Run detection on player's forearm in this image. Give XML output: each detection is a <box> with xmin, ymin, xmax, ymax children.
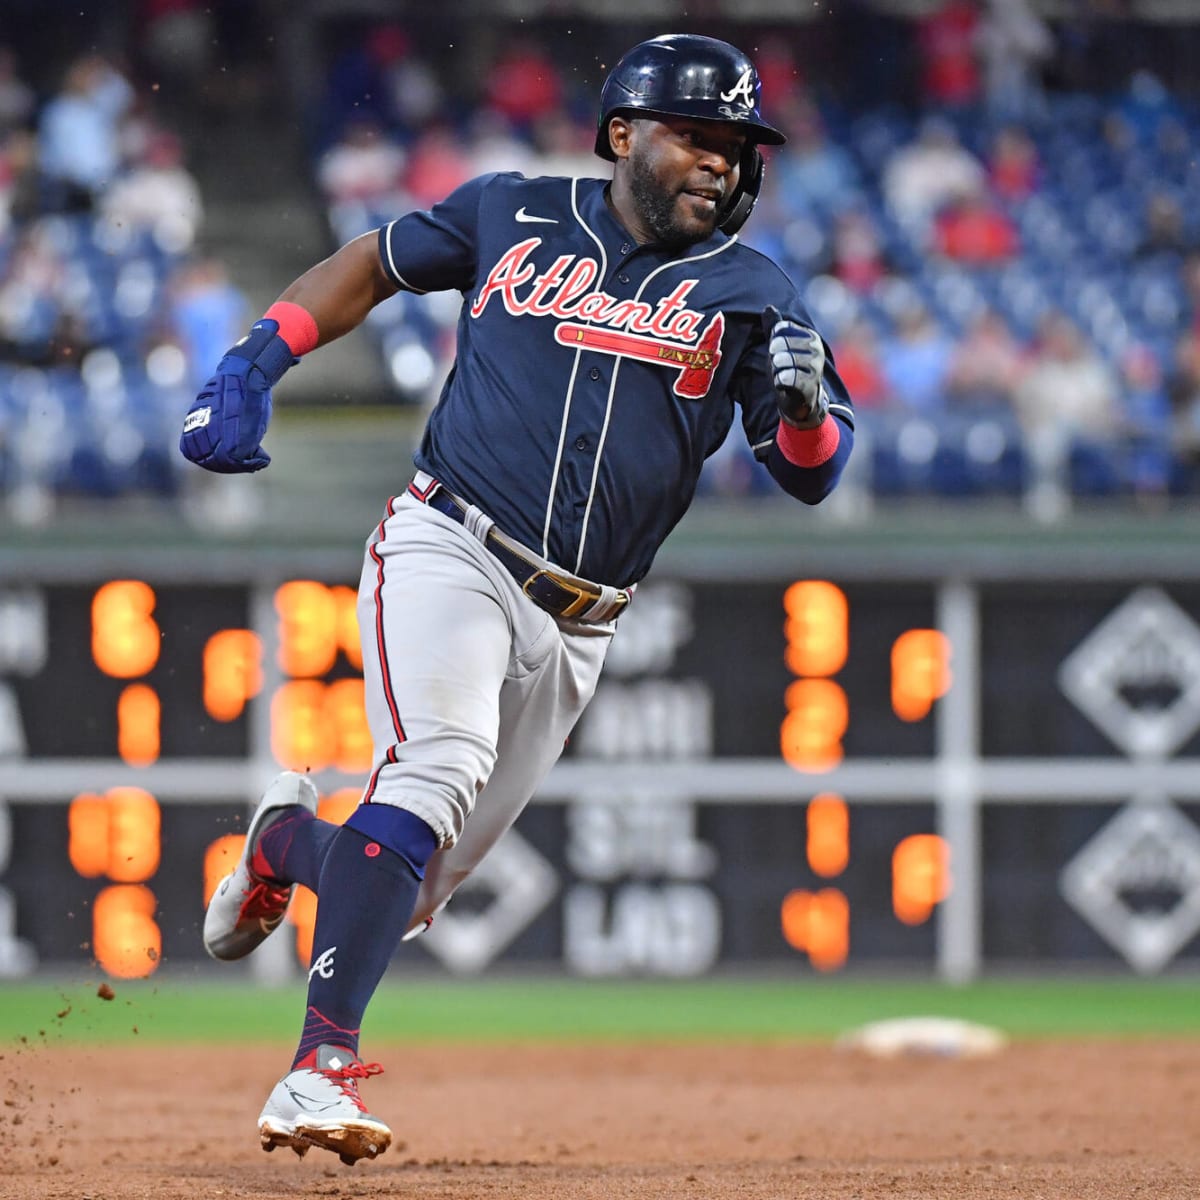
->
<box><xmin>766</xmin><ymin>414</ymin><xmax>855</xmax><ymax>505</ymax></box>
<box><xmin>275</xmin><ymin>232</ymin><xmax>398</xmax><ymax>349</ymax></box>
<box><xmin>178</xmin><ymin>233</ymin><xmax>400</xmax><ymax>472</ymax></box>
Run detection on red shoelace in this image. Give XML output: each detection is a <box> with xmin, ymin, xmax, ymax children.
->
<box><xmin>322</xmin><ymin>1061</ymin><xmax>385</xmax><ymax>1111</ymax></box>
<box><xmin>238</xmin><ymin>880</ymin><xmax>291</xmax><ymax>922</ymax></box>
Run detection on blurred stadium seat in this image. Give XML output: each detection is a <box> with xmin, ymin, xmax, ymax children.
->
<box><xmin>4</xmin><ymin>10</ymin><xmax>1200</xmax><ymax>518</ymax></box>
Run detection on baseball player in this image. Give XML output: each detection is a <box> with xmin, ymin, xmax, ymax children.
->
<box><xmin>186</xmin><ymin>33</ymin><xmax>855</xmax><ymax>1167</ymax></box>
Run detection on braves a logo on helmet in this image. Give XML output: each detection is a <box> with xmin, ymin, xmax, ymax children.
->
<box><xmin>719</xmin><ymin>67</ymin><xmax>757</xmax><ymax>109</ymax></box>
<box><xmin>471</xmin><ymin>238</ymin><xmax>724</xmax><ymax>398</ymax></box>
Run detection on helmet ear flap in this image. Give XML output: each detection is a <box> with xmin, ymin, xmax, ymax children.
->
<box><xmin>719</xmin><ymin>144</ymin><xmax>763</xmax><ymax>236</ymax></box>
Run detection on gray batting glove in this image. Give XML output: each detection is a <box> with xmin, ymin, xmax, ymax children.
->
<box><xmin>762</xmin><ymin>305</ymin><xmax>829</xmax><ymax>429</ymax></box>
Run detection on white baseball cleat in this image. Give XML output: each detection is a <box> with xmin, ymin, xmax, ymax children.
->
<box><xmin>258</xmin><ymin>1044</ymin><xmax>393</xmax><ymax>1166</ymax></box>
<box><xmin>203</xmin><ymin>771</ymin><xmax>319</xmax><ymax>960</ymax></box>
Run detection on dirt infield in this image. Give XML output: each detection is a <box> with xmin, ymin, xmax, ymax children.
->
<box><xmin>10</xmin><ymin>1039</ymin><xmax>1200</xmax><ymax>1198</ymax></box>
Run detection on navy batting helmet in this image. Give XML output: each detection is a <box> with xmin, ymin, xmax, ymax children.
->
<box><xmin>594</xmin><ymin>34</ymin><xmax>785</xmax><ymax>160</ymax></box>
<box><xmin>594</xmin><ymin>34</ymin><xmax>786</xmax><ymax>234</ymax></box>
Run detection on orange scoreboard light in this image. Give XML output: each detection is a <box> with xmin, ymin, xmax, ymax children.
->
<box><xmin>781</xmin><ymin>579</ymin><xmax>951</xmax><ymax>770</ymax></box>
<box><xmin>771</xmin><ymin>579</ymin><xmax>951</xmax><ymax>969</ymax></box>
<box><xmin>4</xmin><ymin>578</ymin><xmax>375</xmax><ymax>978</ymax></box>
<box><xmin>21</xmin><ymin>571</ymin><xmax>1199</xmax><ymax>978</ymax></box>
<box><xmin>3</xmin><ymin>572</ymin><xmax>957</xmax><ymax>976</ymax></box>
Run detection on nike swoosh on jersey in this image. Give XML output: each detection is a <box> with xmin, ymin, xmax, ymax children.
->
<box><xmin>515</xmin><ymin>207</ymin><xmax>558</xmax><ymax>224</ymax></box>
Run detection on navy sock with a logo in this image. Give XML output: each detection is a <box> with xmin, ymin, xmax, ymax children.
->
<box><xmin>294</xmin><ymin>808</ymin><xmax>437</xmax><ymax>1068</ymax></box>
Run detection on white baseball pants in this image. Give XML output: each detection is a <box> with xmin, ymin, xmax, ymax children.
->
<box><xmin>355</xmin><ymin>493</ymin><xmax>614</xmax><ymax>932</ymax></box>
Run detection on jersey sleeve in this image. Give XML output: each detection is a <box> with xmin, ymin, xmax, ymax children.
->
<box><xmin>377</xmin><ymin>173</ymin><xmax>512</xmax><ymax>295</ymax></box>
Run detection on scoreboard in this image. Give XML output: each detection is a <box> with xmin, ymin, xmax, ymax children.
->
<box><xmin>4</xmin><ymin>557</ymin><xmax>1200</xmax><ymax>982</ymax></box>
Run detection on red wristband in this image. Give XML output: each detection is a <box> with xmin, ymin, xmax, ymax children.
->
<box><xmin>264</xmin><ymin>301</ymin><xmax>319</xmax><ymax>356</ymax></box>
<box><xmin>776</xmin><ymin>417</ymin><xmax>840</xmax><ymax>467</ymax></box>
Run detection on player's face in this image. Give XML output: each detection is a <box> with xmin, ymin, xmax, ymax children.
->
<box><xmin>626</xmin><ymin>117</ymin><xmax>745</xmax><ymax>246</ymax></box>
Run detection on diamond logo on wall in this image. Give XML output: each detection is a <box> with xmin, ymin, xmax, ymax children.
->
<box><xmin>1058</xmin><ymin>587</ymin><xmax>1200</xmax><ymax>758</ymax></box>
<box><xmin>416</xmin><ymin>829</ymin><xmax>558</xmax><ymax>974</ymax></box>
<box><xmin>1060</xmin><ymin>800</ymin><xmax>1200</xmax><ymax>974</ymax></box>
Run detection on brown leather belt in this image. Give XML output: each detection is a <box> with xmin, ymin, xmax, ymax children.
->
<box><xmin>408</xmin><ymin>477</ymin><xmax>631</xmax><ymax>624</ymax></box>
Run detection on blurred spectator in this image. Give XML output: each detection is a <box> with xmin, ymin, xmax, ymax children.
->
<box><xmin>37</xmin><ymin>54</ymin><xmax>135</xmax><ymax>212</ymax></box>
<box><xmin>9</xmin><ymin>11</ymin><xmax>1200</xmax><ymax>512</ymax></box>
<box><xmin>0</xmin><ymin>128</ymin><xmax>36</xmax><ymax>233</ymax></box>
<box><xmin>826</xmin><ymin>208</ymin><xmax>890</xmax><ymax>293</ymax></box>
<box><xmin>0</xmin><ymin>47</ymin><xmax>34</xmax><ymax>135</ymax></box>
<box><xmin>137</xmin><ymin>0</ymin><xmax>215</xmax><ymax>95</ymax></box>
<box><xmin>946</xmin><ymin>309</ymin><xmax>1027</xmax><ymax>408</ymax></box>
<box><xmin>1107</xmin><ymin>69</ymin><xmax>1184</xmax><ymax>151</ymax></box>
<box><xmin>1118</xmin><ymin>342</ymin><xmax>1172</xmax><ymax>499</ymax></box>
<box><xmin>372</xmin><ymin>26</ymin><xmax>444</xmax><ymax>141</ymax></box>
<box><xmin>166</xmin><ymin>257</ymin><xmax>248</xmax><ymax>391</ymax></box>
<box><xmin>878</xmin><ymin>302</ymin><xmax>955</xmax><ymax>412</ymax></box>
<box><xmin>100</xmin><ymin>130</ymin><xmax>204</xmax><ymax>254</ymax></box>
<box><xmin>0</xmin><ymin>223</ymin><xmax>101</xmax><ymax>366</ymax></box>
<box><xmin>753</xmin><ymin>36</ymin><xmax>807</xmax><ymax>111</ymax></box>
<box><xmin>832</xmin><ymin>319</ymin><xmax>887</xmax><ymax>409</ymax></box>
<box><xmin>322</xmin><ymin>25</ymin><xmax>444</xmax><ymax>148</ymax></box>
<box><xmin>1133</xmin><ymin>190</ymin><xmax>1194</xmax><ymax>262</ymax></box>
<box><xmin>915</xmin><ymin>0</ymin><xmax>982</xmax><ymax>109</ymax></box>
<box><xmin>466</xmin><ymin>109</ymin><xmax>538</xmax><ymax>179</ymax></box>
<box><xmin>1016</xmin><ymin>312</ymin><xmax>1118</xmax><ymax>445</ymax></box>
<box><xmin>529</xmin><ymin>110</ymin><xmax>596</xmax><ymax>179</ymax></box>
<box><xmin>1016</xmin><ymin>313</ymin><xmax>1122</xmax><ymax>501</ymax></box>
<box><xmin>1183</xmin><ymin>252</ymin><xmax>1200</xmax><ymax>335</ymax></box>
<box><xmin>1169</xmin><ymin>330</ymin><xmax>1200</xmax><ymax>485</ymax></box>
<box><xmin>482</xmin><ymin>36</ymin><xmax>564</xmax><ymax>133</ymax></box>
<box><xmin>986</xmin><ymin>125</ymin><xmax>1041</xmax><ymax>201</ymax></box>
<box><xmin>974</xmin><ymin>0</ymin><xmax>1054</xmax><ymax>125</ymax></box>
<box><xmin>934</xmin><ymin>193</ymin><xmax>1019</xmax><ymax>263</ymax></box>
<box><xmin>882</xmin><ymin>117</ymin><xmax>985</xmax><ymax>235</ymax></box>
<box><xmin>316</xmin><ymin>116</ymin><xmax>407</xmax><ymax>204</ymax></box>
<box><xmin>321</xmin><ymin>28</ymin><xmax>396</xmax><ymax>142</ymax></box>
<box><xmin>402</xmin><ymin>124</ymin><xmax>473</xmax><ymax>210</ymax></box>
<box><xmin>771</xmin><ymin>98</ymin><xmax>859</xmax><ymax>215</ymax></box>
<box><xmin>1180</xmin><ymin>250</ymin><xmax>1200</xmax><ymax>321</ymax></box>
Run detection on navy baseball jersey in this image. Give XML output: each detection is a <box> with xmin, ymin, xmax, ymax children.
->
<box><xmin>378</xmin><ymin>172</ymin><xmax>854</xmax><ymax>588</ymax></box>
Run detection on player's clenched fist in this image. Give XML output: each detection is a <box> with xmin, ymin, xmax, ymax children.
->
<box><xmin>180</xmin><ymin>319</ymin><xmax>296</xmax><ymax>473</ymax></box>
<box><xmin>762</xmin><ymin>305</ymin><xmax>829</xmax><ymax>429</ymax></box>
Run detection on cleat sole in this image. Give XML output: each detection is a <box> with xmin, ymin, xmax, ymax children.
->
<box><xmin>259</xmin><ymin>1121</ymin><xmax>391</xmax><ymax>1165</ymax></box>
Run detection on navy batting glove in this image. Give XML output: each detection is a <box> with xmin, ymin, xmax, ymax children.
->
<box><xmin>762</xmin><ymin>305</ymin><xmax>829</xmax><ymax>430</ymax></box>
<box><xmin>180</xmin><ymin>319</ymin><xmax>297</xmax><ymax>474</ymax></box>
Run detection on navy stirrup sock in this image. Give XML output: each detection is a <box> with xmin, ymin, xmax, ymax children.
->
<box><xmin>294</xmin><ymin>807</ymin><xmax>437</xmax><ymax>1068</ymax></box>
<box><xmin>254</xmin><ymin>809</ymin><xmax>338</xmax><ymax>892</ymax></box>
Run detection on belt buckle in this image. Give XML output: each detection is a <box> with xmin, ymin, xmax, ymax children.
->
<box><xmin>522</xmin><ymin>569</ymin><xmax>596</xmax><ymax>620</ymax></box>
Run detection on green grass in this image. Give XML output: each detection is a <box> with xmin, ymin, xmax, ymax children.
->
<box><xmin>2</xmin><ymin>976</ymin><xmax>1199</xmax><ymax>1045</ymax></box>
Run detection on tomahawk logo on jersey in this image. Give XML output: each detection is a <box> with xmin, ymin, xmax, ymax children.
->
<box><xmin>378</xmin><ymin>171</ymin><xmax>854</xmax><ymax>586</ymax></box>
